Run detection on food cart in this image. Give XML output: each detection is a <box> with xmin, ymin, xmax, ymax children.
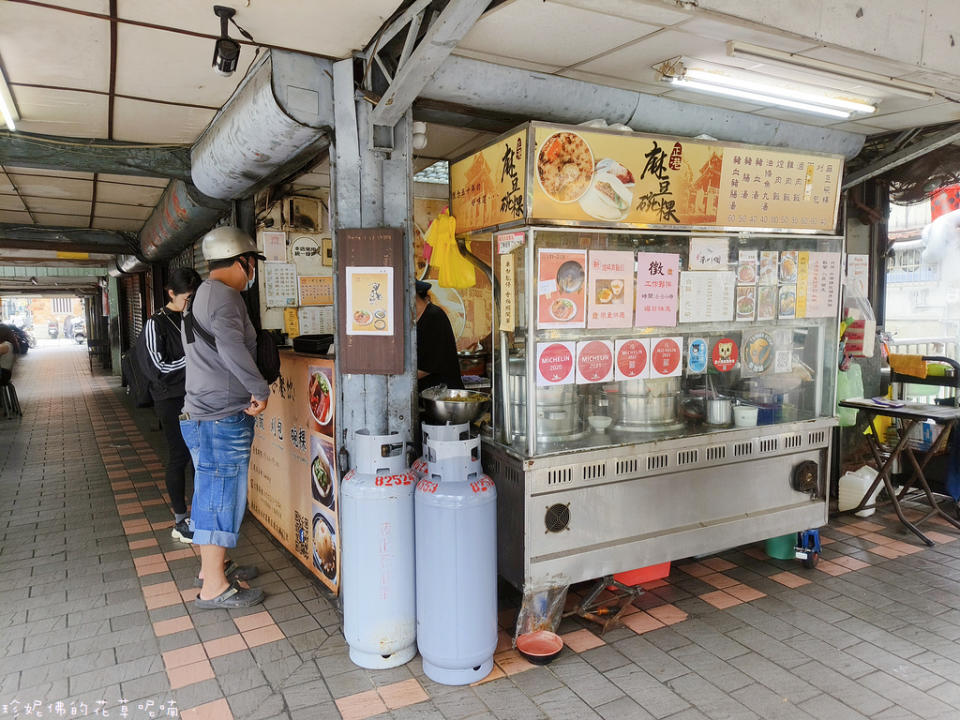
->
<box><xmin>450</xmin><ymin>122</ymin><xmax>845</xmax><ymax>594</ymax></box>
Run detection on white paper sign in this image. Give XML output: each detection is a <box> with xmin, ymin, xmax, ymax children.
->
<box><xmin>263</xmin><ymin>263</ymin><xmax>298</xmax><ymax>307</ymax></box>
<box><xmin>261</xmin><ymin>231</ymin><xmax>287</xmax><ymax>262</ymax></box>
<box><xmin>689</xmin><ymin>237</ymin><xmax>730</xmax><ymax>270</ymax></box>
<box><xmin>298</xmin><ymin>306</ymin><xmax>335</xmax><ymax>335</ymax></box>
<box><xmin>847</xmin><ymin>254</ymin><xmax>869</xmax><ymax>297</ymax></box>
<box><xmin>679</xmin><ymin>271</ymin><xmax>736</xmax><ymax>323</ymax></box>
<box><xmin>536</xmin><ymin>341</ymin><xmax>576</xmax><ymax>386</ymax></box>
<box><xmin>805</xmin><ymin>252</ymin><xmax>842</xmax><ymax>318</ymax></box>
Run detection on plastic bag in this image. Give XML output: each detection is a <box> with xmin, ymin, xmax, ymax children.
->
<box><xmin>836</xmin><ymin>362</ymin><xmax>863</xmax><ymax>427</ymax></box>
<box><xmin>514</xmin><ymin>586</ymin><xmax>569</xmax><ymax>643</ymax></box>
<box><xmin>841</xmin><ymin>283</ymin><xmax>876</xmax><ymax>359</ymax></box>
<box><xmin>426</xmin><ymin>210</ymin><xmax>476</xmax><ymax>289</ymax></box>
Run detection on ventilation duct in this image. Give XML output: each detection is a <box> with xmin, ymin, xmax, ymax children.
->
<box><xmin>108</xmin><ymin>254</ymin><xmax>150</xmax><ymax>277</ymax></box>
<box><xmin>138</xmin><ymin>180</ymin><xmax>229</xmax><ymax>262</ymax></box>
<box><xmin>191</xmin><ymin>49</ymin><xmax>335</xmax><ymax>200</ymax></box>
<box><xmin>420</xmin><ymin>56</ymin><xmax>865</xmax><ymax>159</ymax></box>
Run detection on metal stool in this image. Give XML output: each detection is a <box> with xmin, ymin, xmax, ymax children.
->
<box><xmin>1</xmin><ymin>382</ymin><xmax>21</xmax><ymax>418</ymax></box>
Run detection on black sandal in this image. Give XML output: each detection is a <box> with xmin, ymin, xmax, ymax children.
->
<box><xmin>194</xmin><ymin>582</ymin><xmax>264</xmax><ymax>609</ymax></box>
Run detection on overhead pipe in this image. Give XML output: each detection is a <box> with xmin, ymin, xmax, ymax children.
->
<box><xmin>108</xmin><ymin>254</ymin><xmax>151</xmax><ymax>277</ymax></box>
<box><xmin>138</xmin><ymin>180</ymin><xmax>229</xmax><ymax>262</ymax></box>
<box><xmin>191</xmin><ymin>50</ymin><xmax>335</xmax><ymax>200</ymax></box>
<box><xmin>420</xmin><ymin>56</ymin><xmax>866</xmax><ymax>159</ymax></box>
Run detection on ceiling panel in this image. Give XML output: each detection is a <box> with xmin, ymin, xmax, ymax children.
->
<box><xmin>94</xmin><ymin>202</ymin><xmax>153</xmax><ymax>221</ymax></box>
<box><xmin>0</xmin><ymin>171</ymin><xmax>13</xmax><ymax>194</ymax></box>
<box><xmin>95</xmin><ymin>182</ymin><xmax>165</xmax><ymax>207</ymax></box>
<box><xmin>864</xmin><ymin>101</ymin><xmax>960</xmax><ymax>131</ymax></box>
<box><xmin>0</xmin><ymin>196</ymin><xmax>27</xmax><ymax>212</ymax></box>
<box><xmin>92</xmin><ymin>217</ymin><xmax>144</xmax><ymax>232</ymax></box>
<box><xmin>5</xmin><ymin>167</ymin><xmax>95</xmax><ymax>181</ymax></box>
<box><xmin>112</xmin><ymin>98</ymin><xmax>216</xmax><ymax>143</ymax></box>
<box><xmin>0</xmin><ymin>2</ymin><xmax>110</xmax><ymax>92</ymax></box>
<box><xmin>118</xmin><ymin>0</ymin><xmax>404</xmax><ymax>60</ymax></box>
<box><xmin>115</xmin><ymin>25</ymin><xmax>239</xmax><ymax>107</ymax></box>
<box><xmin>98</xmin><ymin>174</ymin><xmax>170</xmax><ymax>187</ymax></box>
<box><xmin>23</xmin><ymin>198</ymin><xmax>93</xmax><ymax>215</ymax></box>
<box><xmin>0</xmin><ymin>210</ymin><xmax>33</xmax><ymax>224</ymax></box>
<box><xmin>558</xmin><ymin>68</ymin><xmax>672</xmax><ymax>95</ymax></box>
<box><xmin>798</xmin><ymin>46</ymin><xmax>918</xmax><ymax>80</ymax></box>
<box><xmin>7</xmin><ymin>175</ymin><xmax>93</xmax><ymax>201</ymax></box>
<box><xmin>574</xmin><ymin>29</ymin><xmax>729</xmax><ymax>85</ymax></box>
<box><xmin>826</xmin><ymin>119</ymin><xmax>892</xmax><ymax>135</ymax></box>
<box><xmin>11</xmin><ymin>87</ymin><xmax>110</xmax><ymax>139</ymax></box>
<box><xmin>551</xmin><ymin>0</ymin><xmax>692</xmax><ymax>26</ymax></box>
<box><xmin>459</xmin><ymin>0</ymin><xmax>661</xmax><ymax>71</ymax></box>
<box><xmin>32</xmin><ymin>213</ymin><xmax>89</xmax><ymax>228</ymax></box>
<box><xmin>676</xmin><ymin>16</ymin><xmax>820</xmax><ymax>54</ymax></box>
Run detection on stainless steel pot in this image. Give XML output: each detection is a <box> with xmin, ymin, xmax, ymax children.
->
<box><xmin>705</xmin><ymin>397</ymin><xmax>732</xmax><ymax>426</ymax></box>
<box><xmin>508</xmin><ymin>357</ymin><xmax>581</xmax><ymax>440</ymax></box>
<box><xmin>604</xmin><ymin>377</ymin><xmax>679</xmax><ymax>428</ymax></box>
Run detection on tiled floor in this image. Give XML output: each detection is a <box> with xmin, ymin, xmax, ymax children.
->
<box><xmin>6</xmin><ymin>346</ymin><xmax>960</xmax><ymax>719</ymax></box>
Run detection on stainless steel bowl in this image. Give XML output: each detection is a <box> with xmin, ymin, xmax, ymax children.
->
<box><xmin>421</xmin><ymin>388</ymin><xmax>491</xmax><ymax>424</ymax></box>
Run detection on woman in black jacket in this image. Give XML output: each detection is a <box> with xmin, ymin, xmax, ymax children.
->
<box><xmin>144</xmin><ymin>267</ymin><xmax>202</xmax><ymax>543</ymax></box>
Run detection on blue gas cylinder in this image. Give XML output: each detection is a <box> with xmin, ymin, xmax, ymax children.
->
<box><xmin>415</xmin><ymin>435</ymin><xmax>497</xmax><ymax>685</ymax></box>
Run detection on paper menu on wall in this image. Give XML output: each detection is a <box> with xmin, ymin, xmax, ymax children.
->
<box><xmin>261</xmin><ymin>231</ymin><xmax>287</xmax><ymax>262</ymax></box>
<box><xmin>678</xmin><ymin>271</ymin><xmax>736</xmax><ymax>323</ymax></box>
<box><xmin>263</xmin><ymin>263</ymin><xmax>298</xmax><ymax>307</ymax></box>
<box><xmin>587</xmin><ymin>250</ymin><xmax>633</xmax><ymax>329</ymax></box>
<box><xmin>298</xmin><ymin>275</ymin><xmax>334</xmax><ymax>306</ymax></box>
<box><xmin>759</xmin><ymin>251</ymin><xmax>779</xmax><ymax>285</ymax></box>
<box><xmin>736</xmin><ymin>250</ymin><xmax>757</xmax><ymax>285</ymax></box>
<box><xmin>804</xmin><ymin>252</ymin><xmax>842</xmax><ymax>317</ymax></box>
<box><xmin>298</xmin><ymin>306</ymin><xmax>334</xmax><ymax>336</ymax></box>
<box><xmin>537</xmin><ymin>249</ymin><xmax>587</xmax><ymax>329</ymax></box>
<box><xmin>846</xmin><ymin>254</ymin><xmax>869</xmax><ymax>297</ymax></box>
<box><xmin>689</xmin><ymin>237</ymin><xmax>730</xmax><ymax>270</ymax></box>
<box><xmin>635</xmin><ymin>253</ymin><xmax>679</xmax><ymax>328</ymax></box>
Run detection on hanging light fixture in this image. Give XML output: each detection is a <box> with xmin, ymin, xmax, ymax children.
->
<box><xmin>0</xmin><ymin>66</ymin><xmax>19</xmax><ymax>131</ymax></box>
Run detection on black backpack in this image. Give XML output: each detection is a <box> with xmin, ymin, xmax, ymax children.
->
<box><xmin>183</xmin><ymin>301</ymin><xmax>281</xmax><ymax>385</ymax></box>
<box><xmin>122</xmin><ymin>331</ymin><xmax>164</xmax><ymax>408</ymax></box>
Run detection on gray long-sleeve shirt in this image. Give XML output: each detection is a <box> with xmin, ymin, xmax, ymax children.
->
<box><xmin>182</xmin><ymin>278</ymin><xmax>270</xmax><ymax>421</ymax></box>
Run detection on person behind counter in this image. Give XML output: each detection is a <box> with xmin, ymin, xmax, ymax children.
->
<box><xmin>415</xmin><ymin>280</ymin><xmax>464</xmax><ymax>393</ymax></box>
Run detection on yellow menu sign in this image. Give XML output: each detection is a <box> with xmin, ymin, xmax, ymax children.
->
<box><xmin>451</xmin><ymin>123</ymin><xmax>843</xmax><ymax>234</ymax></box>
<box><xmin>451</xmin><ymin>130</ymin><xmax>526</xmax><ymax>234</ymax></box>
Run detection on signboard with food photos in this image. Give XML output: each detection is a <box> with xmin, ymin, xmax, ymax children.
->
<box><xmin>248</xmin><ymin>351</ymin><xmax>339</xmax><ymax>593</ymax></box>
<box><xmin>450</xmin><ymin>122</ymin><xmax>843</xmax><ymax>234</ymax></box>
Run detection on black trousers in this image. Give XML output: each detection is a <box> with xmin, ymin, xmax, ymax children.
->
<box><xmin>154</xmin><ymin>395</ymin><xmax>191</xmax><ymax>515</ymax></box>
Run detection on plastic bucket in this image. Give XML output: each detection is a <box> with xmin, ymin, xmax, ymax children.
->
<box><xmin>764</xmin><ymin>533</ymin><xmax>797</xmax><ymax>560</ymax></box>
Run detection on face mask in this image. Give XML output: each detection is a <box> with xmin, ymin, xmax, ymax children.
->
<box><xmin>243</xmin><ymin>260</ymin><xmax>256</xmax><ymax>291</ymax></box>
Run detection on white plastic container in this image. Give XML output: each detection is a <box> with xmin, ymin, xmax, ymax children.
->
<box><xmin>416</xmin><ymin>435</ymin><xmax>497</xmax><ymax>685</ymax></box>
<box><xmin>838</xmin><ymin>466</ymin><xmax>881</xmax><ymax>517</ymax></box>
<box><xmin>733</xmin><ymin>405</ymin><xmax>758</xmax><ymax>427</ymax></box>
<box><xmin>341</xmin><ymin>431</ymin><xmax>417</xmax><ymax>669</ymax></box>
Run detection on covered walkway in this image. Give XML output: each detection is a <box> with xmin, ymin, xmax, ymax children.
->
<box><xmin>5</xmin><ymin>348</ymin><xmax>960</xmax><ymax>720</ymax></box>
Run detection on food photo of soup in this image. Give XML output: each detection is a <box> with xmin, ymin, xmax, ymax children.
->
<box><xmin>309</xmin><ymin>370</ymin><xmax>333</xmax><ymax>426</ymax></box>
<box><xmin>550</xmin><ymin>298</ymin><xmax>577</xmax><ymax>321</ymax></box>
<box><xmin>353</xmin><ymin>309</ymin><xmax>372</xmax><ymax>326</ymax></box>
<box><xmin>537</xmin><ymin>132</ymin><xmax>594</xmax><ymax>203</ymax></box>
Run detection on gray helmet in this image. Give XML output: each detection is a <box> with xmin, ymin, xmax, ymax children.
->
<box><xmin>201</xmin><ymin>226</ymin><xmax>265</xmax><ymax>262</ymax></box>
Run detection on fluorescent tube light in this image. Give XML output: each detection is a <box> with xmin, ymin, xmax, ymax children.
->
<box><xmin>683</xmin><ymin>68</ymin><xmax>876</xmax><ymax>114</ymax></box>
<box><xmin>0</xmin><ymin>67</ymin><xmax>18</xmax><ymax>131</ymax></box>
<box><xmin>669</xmin><ymin>77</ymin><xmax>852</xmax><ymax>119</ymax></box>
<box><xmin>728</xmin><ymin>41</ymin><xmax>936</xmax><ymax>100</ymax></box>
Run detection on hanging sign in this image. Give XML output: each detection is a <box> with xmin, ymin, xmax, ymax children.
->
<box><xmin>536</xmin><ymin>342</ymin><xmax>576</xmax><ymax>386</ymax></box>
<box><xmin>650</xmin><ymin>337</ymin><xmax>683</xmax><ymax>378</ymax></box>
<box><xmin>615</xmin><ymin>338</ymin><xmax>649</xmax><ymax>380</ymax></box>
<box><xmin>451</xmin><ymin>129</ymin><xmax>526</xmax><ymax>233</ymax></box>
<box><xmin>712</xmin><ymin>337</ymin><xmax>739</xmax><ymax>373</ymax></box>
<box><xmin>500</xmin><ymin>254</ymin><xmax>516</xmax><ymax>332</ymax></box>
<box><xmin>588</xmin><ymin>250</ymin><xmax>634</xmax><ymax>328</ymax></box>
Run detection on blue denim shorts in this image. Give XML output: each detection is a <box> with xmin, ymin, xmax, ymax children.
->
<box><xmin>179</xmin><ymin>412</ymin><xmax>255</xmax><ymax>548</ymax></box>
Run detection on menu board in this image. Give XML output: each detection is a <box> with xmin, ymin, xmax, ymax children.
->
<box><xmin>298</xmin><ymin>275</ymin><xmax>334</xmax><ymax>306</ymax></box>
<box><xmin>575</xmin><ymin>340</ymin><xmax>615</xmax><ymax>384</ymax></box>
<box><xmin>678</xmin><ymin>271</ymin><xmax>736</xmax><ymax>323</ymax></box>
<box><xmin>536</xmin><ymin>341</ymin><xmax>576</xmax><ymax>386</ymax></box>
<box><xmin>587</xmin><ymin>250</ymin><xmax>634</xmax><ymax>328</ymax></box>
<box><xmin>635</xmin><ymin>252</ymin><xmax>679</xmax><ymax>328</ymax></box>
<box><xmin>451</xmin><ymin>129</ymin><xmax>526</xmax><ymax>233</ymax></box>
<box><xmin>345</xmin><ymin>266</ymin><xmax>393</xmax><ymax>336</ymax></box>
<box><xmin>263</xmin><ymin>263</ymin><xmax>298</xmax><ymax>307</ymax></box>
<box><xmin>519</xmin><ymin>124</ymin><xmax>843</xmax><ymax>232</ymax></box>
<box><xmin>249</xmin><ymin>352</ymin><xmax>339</xmax><ymax>593</ymax></box>
<box><xmin>537</xmin><ymin>249</ymin><xmax>587</xmax><ymax>329</ymax></box>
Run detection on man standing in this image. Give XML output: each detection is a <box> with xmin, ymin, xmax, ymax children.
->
<box><xmin>415</xmin><ymin>280</ymin><xmax>464</xmax><ymax>393</ymax></box>
<box><xmin>180</xmin><ymin>226</ymin><xmax>270</xmax><ymax>609</ymax></box>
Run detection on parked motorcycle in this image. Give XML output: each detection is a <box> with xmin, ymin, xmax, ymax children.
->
<box><xmin>73</xmin><ymin>319</ymin><xmax>86</xmax><ymax>344</ymax></box>
<box><xmin>47</xmin><ymin>319</ymin><xmax>59</xmax><ymax>338</ymax></box>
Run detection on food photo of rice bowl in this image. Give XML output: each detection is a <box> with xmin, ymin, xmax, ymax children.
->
<box><xmin>579</xmin><ymin>158</ymin><xmax>635</xmax><ymax>220</ymax></box>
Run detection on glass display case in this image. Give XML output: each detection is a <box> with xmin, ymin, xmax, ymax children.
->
<box><xmin>488</xmin><ymin>227</ymin><xmax>842</xmax><ymax>459</ymax></box>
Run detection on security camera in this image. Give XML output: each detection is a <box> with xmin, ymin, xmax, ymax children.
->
<box><xmin>212</xmin><ymin>6</ymin><xmax>240</xmax><ymax>76</ymax></box>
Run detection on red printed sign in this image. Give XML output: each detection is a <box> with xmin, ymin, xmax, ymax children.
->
<box><xmin>650</xmin><ymin>337</ymin><xmax>682</xmax><ymax>377</ymax></box>
<box><xmin>576</xmin><ymin>340</ymin><xmax>614</xmax><ymax>384</ymax></box>
<box><xmin>536</xmin><ymin>342</ymin><xmax>576</xmax><ymax>385</ymax></box>
<box><xmin>712</xmin><ymin>337</ymin><xmax>739</xmax><ymax>372</ymax></box>
<box><xmin>615</xmin><ymin>339</ymin><xmax>648</xmax><ymax>379</ymax></box>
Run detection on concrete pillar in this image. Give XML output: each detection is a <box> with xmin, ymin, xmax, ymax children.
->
<box><xmin>107</xmin><ymin>275</ymin><xmax>122</xmax><ymax>375</ymax></box>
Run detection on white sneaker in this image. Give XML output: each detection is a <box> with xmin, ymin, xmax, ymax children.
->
<box><xmin>171</xmin><ymin>518</ymin><xmax>194</xmax><ymax>544</ymax></box>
